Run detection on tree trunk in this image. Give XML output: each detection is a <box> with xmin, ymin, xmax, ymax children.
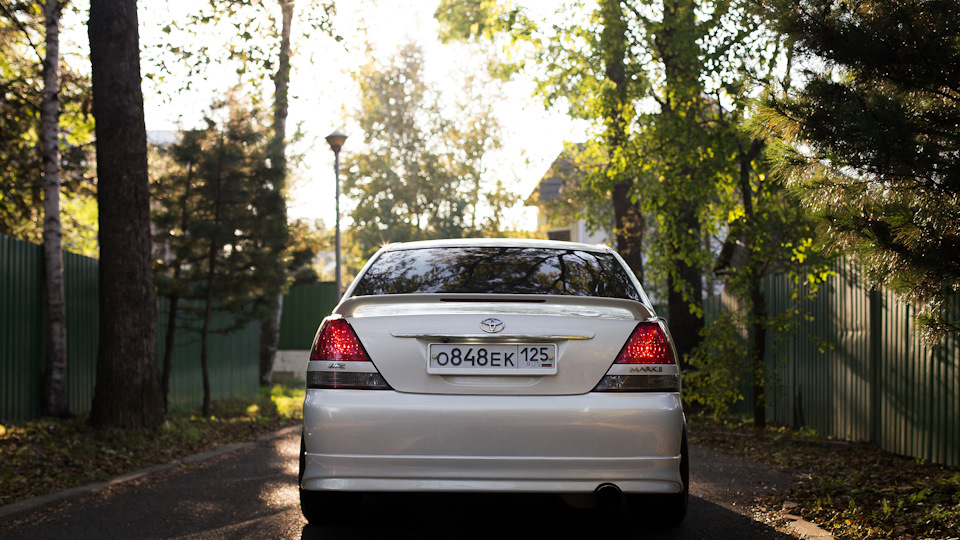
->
<box><xmin>667</xmin><ymin>251</ymin><xmax>704</xmax><ymax>368</ymax></box>
<box><xmin>749</xmin><ymin>278</ymin><xmax>767</xmax><ymax>428</ymax></box>
<box><xmin>272</xmin><ymin>1</ymin><xmax>294</xmax><ymax>159</ymax></box>
<box><xmin>88</xmin><ymin>0</ymin><xmax>165</xmax><ymax>429</ymax></box>
<box><xmin>258</xmin><ymin>0</ymin><xmax>294</xmax><ymax>384</ymax></box>
<box><xmin>200</xmin><ymin>263</ymin><xmax>214</xmax><ymax>418</ymax></box>
<box><xmin>161</xmin><ymin>162</ymin><xmax>194</xmax><ymax>411</ymax></box>
<box><xmin>41</xmin><ymin>0</ymin><xmax>68</xmax><ymax>417</ymax></box>
<box><xmin>612</xmin><ymin>182</ymin><xmax>645</xmax><ymax>282</ymax></box>
<box><xmin>738</xmin><ymin>138</ymin><xmax>767</xmax><ymax>427</ymax></box>
<box><xmin>599</xmin><ymin>0</ymin><xmax>645</xmax><ymax>282</ymax></box>
<box><xmin>161</xmin><ymin>293</ymin><xmax>178</xmax><ymax>412</ymax></box>
<box><xmin>259</xmin><ymin>294</ymin><xmax>282</xmax><ymax>386</ymax></box>
<box><xmin>657</xmin><ymin>0</ymin><xmax>706</xmax><ymax>365</ymax></box>
<box><xmin>199</xmin><ymin>135</ymin><xmax>228</xmax><ymax>418</ymax></box>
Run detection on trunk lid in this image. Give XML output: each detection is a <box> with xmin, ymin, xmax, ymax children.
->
<box><xmin>337</xmin><ymin>294</ymin><xmax>654</xmax><ymax>395</ymax></box>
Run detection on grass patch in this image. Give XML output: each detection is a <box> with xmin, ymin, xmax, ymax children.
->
<box><xmin>0</xmin><ymin>384</ymin><xmax>304</xmax><ymax>508</ymax></box>
<box><xmin>688</xmin><ymin>415</ymin><xmax>960</xmax><ymax>539</ymax></box>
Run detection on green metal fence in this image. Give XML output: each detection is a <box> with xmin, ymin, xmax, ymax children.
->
<box><xmin>157</xmin><ymin>298</ymin><xmax>260</xmax><ymax>411</ymax></box>
<box><xmin>278</xmin><ymin>282</ymin><xmax>338</xmax><ymax>350</ymax></box>
<box><xmin>1</xmin><ymin>235</ymin><xmax>43</xmax><ymax>423</ymax></box>
<box><xmin>64</xmin><ymin>248</ymin><xmax>100</xmax><ymax>415</ymax></box>
<box><xmin>706</xmin><ymin>258</ymin><xmax>960</xmax><ymax>466</ymax></box>
<box><xmin>0</xmin><ymin>234</ymin><xmax>260</xmax><ymax>423</ymax></box>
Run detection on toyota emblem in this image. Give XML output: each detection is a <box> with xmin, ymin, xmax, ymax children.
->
<box><xmin>480</xmin><ymin>318</ymin><xmax>505</xmax><ymax>333</ymax></box>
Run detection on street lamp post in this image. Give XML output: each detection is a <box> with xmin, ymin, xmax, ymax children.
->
<box><xmin>325</xmin><ymin>130</ymin><xmax>347</xmax><ymax>300</ymax></box>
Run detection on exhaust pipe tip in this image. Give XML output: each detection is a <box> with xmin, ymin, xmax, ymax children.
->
<box><xmin>594</xmin><ymin>483</ymin><xmax>622</xmax><ymax>509</ymax></box>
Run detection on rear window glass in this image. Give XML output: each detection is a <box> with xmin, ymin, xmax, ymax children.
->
<box><xmin>351</xmin><ymin>247</ymin><xmax>641</xmax><ymax>301</ymax></box>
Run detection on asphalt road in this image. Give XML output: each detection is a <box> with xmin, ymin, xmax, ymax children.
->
<box><xmin>0</xmin><ymin>430</ymin><xmax>798</xmax><ymax>539</ymax></box>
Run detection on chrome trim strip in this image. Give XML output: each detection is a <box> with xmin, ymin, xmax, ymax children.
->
<box><xmin>389</xmin><ymin>332</ymin><xmax>594</xmax><ymax>340</ymax></box>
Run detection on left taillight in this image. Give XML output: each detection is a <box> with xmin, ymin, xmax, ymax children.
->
<box><xmin>593</xmin><ymin>321</ymin><xmax>681</xmax><ymax>392</ymax></box>
<box><xmin>306</xmin><ymin>318</ymin><xmax>391</xmax><ymax>390</ymax></box>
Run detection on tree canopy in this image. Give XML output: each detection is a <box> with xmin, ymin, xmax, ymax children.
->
<box><xmin>342</xmin><ymin>42</ymin><xmax>518</xmax><ymax>267</ymax></box>
<box><xmin>152</xmin><ymin>91</ymin><xmax>286</xmax><ymax>326</ymax></box>
<box><xmin>757</xmin><ymin>0</ymin><xmax>960</xmax><ymax>340</ymax></box>
<box><xmin>0</xmin><ymin>1</ymin><xmax>96</xmax><ymax>255</ymax></box>
<box><xmin>435</xmin><ymin>0</ymin><xmax>792</xmax><ymax>361</ymax></box>
<box><xmin>151</xmin><ymin>90</ymin><xmax>293</xmax><ymax>414</ymax></box>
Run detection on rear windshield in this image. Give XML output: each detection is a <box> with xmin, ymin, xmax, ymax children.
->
<box><xmin>351</xmin><ymin>247</ymin><xmax>641</xmax><ymax>301</ymax></box>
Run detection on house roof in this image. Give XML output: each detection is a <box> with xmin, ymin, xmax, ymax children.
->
<box><xmin>526</xmin><ymin>144</ymin><xmax>584</xmax><ymax>206</ymax></box>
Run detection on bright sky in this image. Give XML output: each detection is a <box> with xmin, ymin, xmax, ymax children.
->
<box><xmin>136</xmin><ymin>0</ymin><xmax>587</xmax><ymax>233</ymax></box>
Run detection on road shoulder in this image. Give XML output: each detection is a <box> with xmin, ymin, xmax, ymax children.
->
<box><xmin>0</xmin><ymin>425</ymin><xmax>300</xmax><ymax>523</ymax></box>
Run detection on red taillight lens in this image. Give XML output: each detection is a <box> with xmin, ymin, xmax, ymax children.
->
<box><xmin>310</xmin><ymin>319</ymin><xmax>371</xmax><ymax>362</ymax></box>
<box><xmin>615</xmin><ymin>322</ymin><xmax>675</xmax><ymax>365</ymax></box>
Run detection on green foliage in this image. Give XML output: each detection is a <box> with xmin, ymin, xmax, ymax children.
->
<box><xmin>684</xmin><ymin>312</ymin><xmax>748</xmax><ymax>416</ymax></box>
<box><xmin>435</xmin><ymin>0</ymin><xmax>533</xmax><ymax>43</ymax></box>
<box><xmin>690</xmin><ymin>416</ymin><xmax>960</xmax><ymax>538</ymax></box>
<box><xmin>286</xmin><ymin>218</ymin><xmax>329</xmax><ymax>285</ymax></box>
<box><xmin>342</xmin><ymin>42</ymin><xmax>518</xmax><ymax>265</ymax></box>
<box><xmin>435</xmin><ymin>1</ymin><xmax>798</xmax><ymax>352</ymax></box>
<box><xmin>257</xmin><ymin>382</ymin><xmax>305</xmax><ymax>419</ymax></box>
<box><xmin>434</xmin><ymin>0</ymin><xmax>535</xmax><ymax>77</ymax></box>
<box><xmin>150</xmin><ymin>90</ymin><xmax>286</xmax><ymax>327</ymax></box>
<box><xmin>756</xmin><ymin>0</ymin><xmax>960</xmax><ymax>341</ymax></box>
<box><xmin>0</xmin><ymin>2</ymin><xmax>96</xmax><ymax>255</ymax></box>
<box><xmin>145</xmin><ymin>0</ymin><xmax>335</xmax><ymax>97</ymax></box>
<box><xmin>531</xmin><ymin>142</ymin><xmax>616</xmax><ymax>240</ymax></box>
<box><xmin>435</xmin><ymin>1</ymin><xmax>835</xmax><ymax>413</ymax></box>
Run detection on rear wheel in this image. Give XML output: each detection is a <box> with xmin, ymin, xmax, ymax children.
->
<box><xmin>300</xmin><ymin>488</ymin><xmax>363</xmax><ymax>525</ymax></box>
<box><xmin>299</xmin><ymin>431</ymin><xmax>363</xmax><ymax>525</ymax></box>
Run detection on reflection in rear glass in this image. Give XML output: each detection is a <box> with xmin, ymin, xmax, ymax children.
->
<box><xmin>352</xmin><ymin>247</ymin><xmax>641</xmax><ymax>301</ymax></box>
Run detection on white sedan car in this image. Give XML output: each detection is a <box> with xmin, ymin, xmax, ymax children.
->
<box><xmin>299</xmin><ymin>239</ymin><xmax>687</xmax><ymax>525</ymax></box>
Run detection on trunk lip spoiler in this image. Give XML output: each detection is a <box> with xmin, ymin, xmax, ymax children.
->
<box><xmin>335</xmin><ymin>293</ymin><xmax>656</xmax><ymax>320</ymax></box>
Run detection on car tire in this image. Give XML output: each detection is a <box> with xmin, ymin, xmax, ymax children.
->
<box><xmin>300</xmin><ymin>487</ymin><xmax>363</xmax><ymax>525</ymax></box>
<box><xmin>299</xmin><ymin>431</ymin><xmax>362</xmax><ymax>525</ymax></box>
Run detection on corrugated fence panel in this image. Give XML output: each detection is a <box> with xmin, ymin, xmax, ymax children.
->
<box><xmin>706</xmin><ymin>257</ymin><xmax>959</xmax><ymax>466</ymax></box>
<box><xmin>828</xmin><ymin>259</ymin><xmax>872</xmax><ymax>442</ymax></box>
<box><xmin>279</xmin><ymin>283</ymin><xmax>338</xmax><ymax>350</ymax></box>
<box><xmin>207</xmin><ymin>312</ymin><xmax>260</xmax><ymax>402</ymax></box>
<box><xmin>764</xmin><ymin>272</ymin><xmax>798</xmax><ymax>425</ymax></box>
<box><xmin>64</xmin><ymin>250</ymin><xmax>99</xmax><ymax>415</ymax></box>
<box><xmin>2</xmin><ymin>234</ymin><xmax>261</xmax><ymax>422</ymax></box>
<box><xmin>158</xmin><ymin>298</ymin><xmax>260</xmax><ymax>411</ymax></box>
<box><xmin>875</xmin><ymin>290</ymin><xmax>960</xmax><ymax>466</ymax></box>
<box><xmin>158</xmin><ymin>297</ymin><xmax>201</xmax><ymax>412</ymax></box>
<box><xmin>0</xmin><ymin>235</ymin><xmax>44</xmax><ymax>422</ymax></box>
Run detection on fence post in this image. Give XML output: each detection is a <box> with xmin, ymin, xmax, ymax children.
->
<box><xmin>869</xmin><ymin>287</ymin><xmax>883</xmax><ymax>445</ymax></box>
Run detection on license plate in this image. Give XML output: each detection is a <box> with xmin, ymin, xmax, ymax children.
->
<box><xmin>427</xmin><ymin>343</ymin><xmax>558</xmax><ymax>375</ymax></box>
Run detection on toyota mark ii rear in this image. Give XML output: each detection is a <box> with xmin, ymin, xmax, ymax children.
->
<box><xmin>299</xmin><ymin>239</ymin><xmax>688</xmax><ymax>525</ymax></box>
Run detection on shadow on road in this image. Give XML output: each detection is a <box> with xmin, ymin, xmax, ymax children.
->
<box><xmin>299</xmin><ymin>492</ymin><xmax>795</xmax><ymax>539</ymax></box>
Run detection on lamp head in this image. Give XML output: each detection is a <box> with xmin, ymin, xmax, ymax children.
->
<box><xmin>325</xmin><ymin>130</ymin><xmax>348</xmax><ymax>153</ymax></box>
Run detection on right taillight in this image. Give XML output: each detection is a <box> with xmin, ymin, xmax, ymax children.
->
<box><xmin>614</xmin><ymin>322</ymin><xmax>675</xmax><ymax>364</ymax></box>
<box><xmin>593</xmin><ymin>322</ymin><xmax>681</xmax><ymax>392</ymax></box>
<box><xmin>306</xmin><ymin>318</ymin><xmax>391</xmax><ymax>390</ymax></box>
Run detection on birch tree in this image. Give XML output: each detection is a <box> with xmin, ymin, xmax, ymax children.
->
<box><xmin>0</xmin><ymin>1</ymin><xmax>95</xmax><ymax>253</ymax></box>
<box><xmin>40</xmin><ymin>0</ymin><xmax>66</xmax><ymax>416</ymax></box>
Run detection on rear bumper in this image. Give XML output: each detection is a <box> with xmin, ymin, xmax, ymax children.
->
<box><xmin>301</xmin><ymin>389</ymin><xmax>684</xmax><ymax>494</ymax></box>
